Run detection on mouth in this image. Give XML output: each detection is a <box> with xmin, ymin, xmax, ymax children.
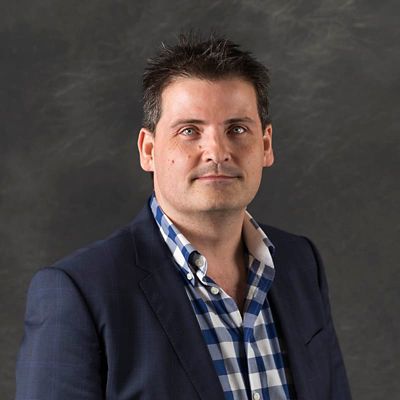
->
<box><xmin>191</xmin><ymin>166</ymin><xmax>243</xmax><ymax>183</ymax></box>
<box><xmin>195</xmin><ymin>174</ymin><xmax>238</xmax><ymax>182</ymax></box>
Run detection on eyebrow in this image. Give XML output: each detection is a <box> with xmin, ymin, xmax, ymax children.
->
<box><xmin>170</xmin><ymin>116</ymin><xmax>256</xmax><ymax>128</ymax></box>
<box><xmin>225</xmin><ymin>117</ymin><xmax>256</xmax><ymax>125</ymax></box>
<box><xmin>170</xmin><ymin>119</ymin><xmax>205</xmax><ymax>128</ymax></box>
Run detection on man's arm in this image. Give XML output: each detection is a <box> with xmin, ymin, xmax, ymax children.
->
<box><xmin>16</xmin><ymin>267</ymin><xmax>105</xmax><ymax>400</ymax></box>
<box><xmin>304</xmin><ymin>237</ymin><xmax>352</xmax><ymax>399</ymax></box>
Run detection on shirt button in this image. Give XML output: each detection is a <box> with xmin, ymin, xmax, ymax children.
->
<box><xmin>194</xmin><ymin>255</ymin><xmax>205</xmax><ymax>268</ymax></box>
<box><xmin>186</xmin><ymin>272</ymin><xmax>193</xmax><ymax>280</ymax></box>
<box><xmin>253</xmin><ymin>392</ymin><xmax>261</xmax><ymax>400</ymax></box>
<box><xmin>210</xmin><ymin>287</ymin><xmax>220</xmax><ymax>295</ymax></box>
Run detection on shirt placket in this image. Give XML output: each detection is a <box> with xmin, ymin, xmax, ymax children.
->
<box><xmin>191</xmin><ymin>252</ymin><xmax>244</xmax><ymax>330</ymax></box>
<box><xmin>243</xmin><ymin>258</ymin><xmax>275</xmax><ymax>400</ymax></box>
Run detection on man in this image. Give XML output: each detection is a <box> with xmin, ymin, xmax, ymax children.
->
<box><xmin>16</xmin><ymin>34</ymin><xmax>351</xmax><ymax>399</ymax></box>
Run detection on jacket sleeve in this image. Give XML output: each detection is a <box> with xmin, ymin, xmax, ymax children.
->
<box><xmin>16</xmin><ymin>267</ymin><xmax>105</xmax><ymax>400</ymax></box>
<box><xmin>304</xmin><ymin>237</ymin><xmax>352</xmax><ymax>399</ymax></box>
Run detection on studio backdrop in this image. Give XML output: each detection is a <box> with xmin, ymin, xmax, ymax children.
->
<box><xmin>1</xmin><ymin>1</ymin><xmax>399</xmax><ymax>399</ymax></box>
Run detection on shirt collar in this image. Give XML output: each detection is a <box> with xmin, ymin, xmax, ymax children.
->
<box><xmin>150</xmin><ymin>193</ymin><xmax>275</xmax><ymax>286</ymax></box>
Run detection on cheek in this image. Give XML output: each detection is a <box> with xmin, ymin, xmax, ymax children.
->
<box><xmin>240</xmin><ymin>147</ymin><xmax>265</xmax><ymax>171</ymax></box>
<box><xmin>238</xmin><ymin>142</ymin><xmax>262</xmax><ymax>159</ymax></box>
<box><xmin>156</xmin><ymin>141</ymin><xmax>197</xmax><ymax>171</ymax></box>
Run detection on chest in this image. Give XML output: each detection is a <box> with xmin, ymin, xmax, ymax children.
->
<box><xmin>207</xmin><ymin>265</ymin><xmax>248</xmax><ymax>313</ymax></box>
<box><xmin>181</xmin><ymin>277</ymin><xmax>294</xmax><ymax>400</ymax></box>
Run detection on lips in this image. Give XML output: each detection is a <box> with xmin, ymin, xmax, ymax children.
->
<box><xmin>196</xmin><ymin>175</ymin><xmax>236</xmax><ymax>180</ymax></box>
<box><xmin>194</xmin><ymin>174</ymin><xmax>240</xmax><ymax>185</ymax></box>
<box><xmin>191</xmin><ymin>167</ymin><xmax>242</xmax><ymax>181</ymax></box>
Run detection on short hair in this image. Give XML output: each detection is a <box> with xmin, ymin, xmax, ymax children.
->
<box><xmin>142</xmin><ymin>33</ymin><xmax>271</xmax><ymax>132</ymax></box>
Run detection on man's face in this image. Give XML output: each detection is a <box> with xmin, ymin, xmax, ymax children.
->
<box><xmin>138</xmin><ymin>77</ymin><xmax>274</xmax><ymax>221</ymax></box>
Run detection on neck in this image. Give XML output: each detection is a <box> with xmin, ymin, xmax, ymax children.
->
<box><xmin>188</xmin><ymin>211</ymin><xmax>244</xmax><ymax>249</ymax></box>
<box><xmin>162</xmin><ymin>206</ymin><xmax>246</xmax><ymax>267</ymax></box>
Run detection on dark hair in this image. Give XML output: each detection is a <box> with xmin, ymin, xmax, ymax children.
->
<box><xmin>142</xmin><ymin>33</ymin><xmax>271</xmax><ymax>132</ymax></box>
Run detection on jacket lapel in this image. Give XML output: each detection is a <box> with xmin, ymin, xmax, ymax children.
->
<box><xmin>130</xmin><ymin>205</ymin><xmax>225</xmax><ymax>400</ymax></box>
<box><xmin>269</xmin><ymin>278</ymin><xmax>314</xmax><ymax>400</ymax></box>
<box><xmin>268</xmin><ymin>231</ymin><xmax>324</xmax><ymax>400</ymax></box>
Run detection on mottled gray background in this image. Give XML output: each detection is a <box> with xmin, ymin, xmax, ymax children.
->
<box><xmin>1</xmin><ymin>0</ymin><xmax>399</xmax><ymax>398</ymax></box>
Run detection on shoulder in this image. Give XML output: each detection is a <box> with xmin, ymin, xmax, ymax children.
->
<box><xmin>260</xmin><ymin>223</ymin><xmax>316</xmax><ymax>253</ymax></box>
<box><xmin>260</xmin><ymin>223</ymin><xmax>303</xmax><ymax>242</ymax></box>
<box><xmin>260</xmin><ymin>223</ymin><xmax>324</xmax><ymax>277</ymax></box>
<box><xmin>23</xmin><ymin>204</ymin><xmax>162</xmax><ymax>340</ymax></box>
<box><xmin>53</xmin><ymin>223</ymin><xmax>135</xmax><ymax>275</ymax></box>
<box><xmin>34</xmin><ymin>204</ymin><xmax>157</xmax><ymax>292</ymax></box>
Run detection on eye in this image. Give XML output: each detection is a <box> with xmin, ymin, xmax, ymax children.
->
<box><xmin>180</xmin><ymin>127</ymin><xmax>197</xmax><ymax>136</ymax></box>
<box><xmin>230</xmin><ymin>126</ymin><xmax>247</xmax><ymax>135</ymax></box>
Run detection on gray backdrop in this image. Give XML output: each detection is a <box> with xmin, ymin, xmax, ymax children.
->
<box><xmin>1</xmin><ymin>0</ymin><xmax>399</xmax><ymax>399</ymax></box>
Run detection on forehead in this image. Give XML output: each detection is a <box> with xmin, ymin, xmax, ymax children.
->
<box><xmin>159</xmin><ymin>77</ymin><xmax>259</xmax><ymax>122</ymax></box>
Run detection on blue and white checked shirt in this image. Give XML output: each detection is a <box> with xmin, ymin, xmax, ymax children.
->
<box><xmin>150</xmin><ymin>194</ymin><xmax>295</xmax><ymax>400</ymax></box>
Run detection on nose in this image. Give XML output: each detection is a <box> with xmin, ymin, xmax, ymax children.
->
<box><xmin>201</xmin><ymin>131</ymin><xmax>231</xmax><ymax>164</ymax></box>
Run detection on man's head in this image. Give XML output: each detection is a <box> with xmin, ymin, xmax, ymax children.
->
<box><xmin>142</xmin><ymin>33</ymin><xmax>271</xmax><ymax>132</ymax></box>
<box><xmin>138</xmin><ymin>34</ymin><xmax>274</xmax><ymax>223</ymax></box>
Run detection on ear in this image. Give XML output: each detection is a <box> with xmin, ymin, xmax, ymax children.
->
<box><xmin>137</xmin><ymin>128</ymin><xmax>155</xmax><ymax>172</ymax></box>
<box><xmin>262</xmin><ymin>124</ymin><xmax>274</xmax><ymax>167</ymax></box>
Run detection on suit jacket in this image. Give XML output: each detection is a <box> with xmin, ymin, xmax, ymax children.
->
<box><xmin>16</xmin><ymin>203</ymin><xmax>352</xmax><ymax>400</ymax></box>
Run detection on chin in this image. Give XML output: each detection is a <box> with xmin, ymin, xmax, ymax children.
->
<box><xmin>195</xmin><ymin>197</ymin><xmax>249</xmax><ymax>213</ymax></box>
<box><xmin>210</xmin><ymin>188</ymin><xmax>255</xmax><ymax>206</ymax></box>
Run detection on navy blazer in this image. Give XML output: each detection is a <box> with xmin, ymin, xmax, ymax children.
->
<box><xmin>16</xmin><ymin>203</ymin><xmax>351</xmax><ymax>399</ymax></box>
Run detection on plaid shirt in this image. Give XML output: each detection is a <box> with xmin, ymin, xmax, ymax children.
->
<box><xmin>150</xmin><ymin>194</ymin><xmax>295</xmax><ymax>400</ymax></box>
